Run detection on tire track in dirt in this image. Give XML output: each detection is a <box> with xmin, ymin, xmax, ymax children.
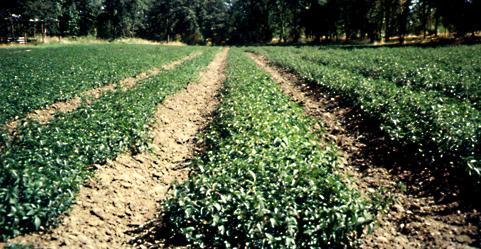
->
<box><xmin>248</xmin><ymin>53</ymin><xmax>481</xmax><ymax>249</ymax></box>
<box><xmin>8</xmin><ymin>48</ymin><xmax>228</xmax><ymax>249</ymax></box>
<box><xmin>4</xmin><ymin>52</ymin><xmax>202</xmax><ymax>135</ymax></box>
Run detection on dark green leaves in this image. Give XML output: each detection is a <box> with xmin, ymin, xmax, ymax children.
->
<box><xmin>254</xmin><ymin>45</ymin><xmax>481</xmax><ymax>187</ymax></box>
<box><xmin>0</xmin><ymin>44</ymin><xmax>196</xmax><ymax>124</ymax></box>
<box><xmin>162</xmin><ymin>49</ymin><xmax>372</xmax><ymax>247</ymax></box>
<box><xmin>0</xmin><ymin>47</ymin><xmax>217</xmax><ymax>241</ymax></box>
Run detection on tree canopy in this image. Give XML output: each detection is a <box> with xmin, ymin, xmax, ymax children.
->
<box><xmin>1</xmin><ymin>0</ymin><xmax>480</xmax><ymax>44</ymax></box>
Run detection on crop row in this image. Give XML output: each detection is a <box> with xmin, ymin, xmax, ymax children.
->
<box><xmin>267</xmin><ymin>46</ymin><xmax>481</xmax><ymax>109</ymax></box>
<box><xmin>370</xmin><ymin>45</ymin><xmax>481</xmax><ymax>72</ymax></box>
<box><xmin>0</xmin><ymin>47</ymin><xmax>217</xmax><ymax>240</ymax></box>
<box><xmin>252</xmin><ymin>47</ymin><xmax>481</xmax><ymax>186</ymax></box>
<box><xmin>162</xmin><ymin>49</ymin><xmax>372</xmax><ymax>248</ymax></box>
<box><xmin>0</xmin><ymin>45</ymin><xmax>197</xmax><ymax>124</ymax></box>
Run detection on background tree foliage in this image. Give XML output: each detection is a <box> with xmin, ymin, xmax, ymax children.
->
<box><xmin>1</xmin><ymin>0</ymin><xmax>480</xmax><ymax>44</ymax></box>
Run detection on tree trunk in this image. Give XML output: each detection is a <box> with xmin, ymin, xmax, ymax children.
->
<box><xmin>315</xmin><ymin>33</ymin><xmax>321</xmax><ymax>44</ymax></box>
<box><xmin>41</xmin><ymin>21</ymin><xmax>45</xmax><ymax>43</ymax></box>
<box><xmin>399</xmin><ymin>0</ymin><xmax>412</xmax><ymax>44</ymax></box>
<box><xmin>422</xmin><ymin>0</ymin><xmax>428</xmax><ymax>39</ymax></box>
<box><xmin>10</xmin><ymin>18</ymin><xmax>15</xmax><ymax>39</ymax></box>
<box><xmin>384</xmin><ymin>0</ymin><xmax>392</xmax><ymax>41</ymax></box>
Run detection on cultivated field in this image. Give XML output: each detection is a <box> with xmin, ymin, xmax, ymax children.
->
<box><xmin>251</xmin><ymin>45</ymin><xmax>481</xmax><ymax>187</ymax></box>
<box><xmin>1</xmin><ymin>44</ymin><xmax>480</xmax><ymax>248</ymax></box>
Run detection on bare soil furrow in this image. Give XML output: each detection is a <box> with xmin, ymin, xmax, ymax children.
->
<box><xmin>248</xmin><ymin>52</ymin><xmax>480</xmax><ymax>249</ymax></box>
<box><xmin>9</xmin><ymin>48</ymin><xmax>228</xmax><ymax>249</ymax></box>
<box><xmin>4</xmin><ymin>52</ymin><xmax>202</xmax><ymax>135</ymax></box>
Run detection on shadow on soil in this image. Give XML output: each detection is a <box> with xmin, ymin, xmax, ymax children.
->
<box><xmin>126</xmin><ymin>217</ymin><xmax>187</xmax><ymax>248</ymax></box>
<box><xmin>296</xmin><ymin>76</ymin><xmax>481</xmax><ymax>247</ymax></box>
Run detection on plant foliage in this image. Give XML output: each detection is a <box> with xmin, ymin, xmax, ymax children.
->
<box><xmin>162</xmin><ymin>49</ymin><xmax>372</xmax><ymax>248</ymax></box>
<box><xmin>296</xmin><ymin>45</ymin><xmax>481</xmax><ymax>109</ymax></box>
<box><xmin>0</xmin><ymin>44</ymin><xmax>195</xmax><ymax>124</ymax></box>
<box><xmin>0</xmin><ymin>47</ymin><xmax>216</xmax><ymax>240</ymax></box>
<box><xmin>252</xmin><ymin>46</ymin><xmax>481</xmax><ymax>186</ymax></box>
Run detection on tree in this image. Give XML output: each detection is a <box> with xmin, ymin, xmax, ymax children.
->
<box><xmin>98</xmin><ymin>0</ymin><xmax>151</xmax><ymax>39</ymax></box>
<box><xmin>21</xmin><ymin>0</ymin><xmax>62</xmax><ymax>38</ymax></box>
<box><xmin>434</xmin><ymin>0</ymin><xmax>481</xmax><ymax>37</ymax></box>
<box><xmin>3</xmin><ymin>0</ymin><xmax>480</xmax><ymax>44</ymax></box>
<box><xmin>146</xmin><ymin>0</ymin><xmax>202</xmax><ymax>44</ymax></box>
<box><xmin>195</xmin><ymin>0</ymin><xmax>229</xmax><ymax>44</ymax></box>
<box><xmin>227</xmin><ymin>0</ymin><xmax>272</xmax><ymax>44</ymax></box>
<box><xmin>76</xmin><ymin>0</ymin><xmax>103</xmax><ymax>36</ymax></box>
<box><xmin>398</xmin><ymin>0</ymin><xmax>412</xmax><ymax>44</ymax></box>
<box><xmin>59</xmin><ymin>0</ymin><xmax>81</xmax><ymax>36</ymax></box>
<box><xmin>0</xmin><ymin>1</ymin><xmax>23</xmax><ymax>37</ymax></box>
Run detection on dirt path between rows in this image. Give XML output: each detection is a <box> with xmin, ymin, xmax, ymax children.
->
<box><xmin>248</xmin><ymin>53</ymin><xmax>481</xmax><ymax>249</ymax></box>
<box><xmin>4</xmin><ymin>52</ymin><xmax>201</xmax><ymax>135</ymax></box>
<box><xmin>9</xmin><ymin>48</ymin><xmax>228</xmax><ymax>249</ymax></box>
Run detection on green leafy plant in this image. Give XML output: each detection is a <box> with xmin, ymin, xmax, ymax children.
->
<box><xmin>0</xmin><ymin>47</ymin><xmax>218</xmax><ymax>241</ymax></box>
<box><xmin>251</xmin><ymin>46</ymin><xmax>481</xmax><ymax>187</ymax></box>
<box><xmin>282</xmin><ymin>45</ymin><xmax>481</xmax><ymax>109</ymax></box>
<box><xmin>162</xmin><ymin>49</ymin><xmax>373</xmax><ymax>248</ymax></box>
<box><xmin>0</xmin><ymin>44</ymin><xmax>197</xmax><ymax>124</ymax></box>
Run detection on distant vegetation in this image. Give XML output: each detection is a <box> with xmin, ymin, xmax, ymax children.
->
<box><xmin>1</xmin><ymin>0</ymin><xmax>480</xmax><ymax>45</ymax></box>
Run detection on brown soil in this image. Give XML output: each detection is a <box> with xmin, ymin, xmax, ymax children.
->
<box><xmin>4</xmin><ymin>52</ymin><xmax>201</xmax><ymax>135</ymax></box>
<box><xmin>248</xmin><ymin>53</ymin><xmax>481</xmax><ymax>249</ymax></box>
<box><xmin>8</xmin><ymin>48</ymin><xmax>228</xmax><ymax>249</ymax></box>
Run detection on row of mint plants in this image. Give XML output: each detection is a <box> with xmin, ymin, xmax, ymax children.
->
<box><xmin>0</xmin><ymin>48</ymin><xmax>217</xmax><ymax>241</ymax></box>
<box><xmin>366</xmin><ymin>45</ymin><xmax>481</xmax><ymax>73</ymax></box>
<box><xmin>162</xmin><ymin>49</ymin><xmax>373</xmax><ymax>248</ymax></box>
<box><xmin>269</xmin><ymin>45</ymin><xmax>481</xmax><ymax>109</ymax></box>
<box><xmin>252</xmin><ymin>47</ymin><xmax>481</xmax><ymax>186</ymax></box>
<box><xmin>0</xmin><ymin>44</ymin><xmax>197</xmax><ymax>124</ymax></box>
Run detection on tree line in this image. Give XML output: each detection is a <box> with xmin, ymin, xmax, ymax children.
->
<box><xmin>1</xmin><ymin>0</ymin><xmax>480</xmax><ymax>44</ymax></box>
